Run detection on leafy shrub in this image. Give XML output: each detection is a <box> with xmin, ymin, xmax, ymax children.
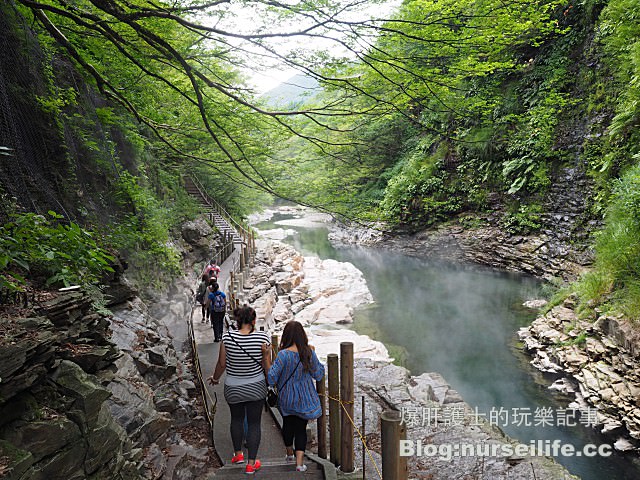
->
<box><xmin>0</xmin><ymin>211</ymin><xmax>114</xmax><ymax>291</ymax></box>
<box><xmin>107</xmin><ymin>172</ymin><xmax>181</xmax><ymax>287</ymax></box>
<box><xmin>501</xmin><ymin>204</ymin><xmax>543</xmax><ymax>234</ymax></box>
<box><xmin>574</xmin><ymin>163</ymin><xmax>640</xmax><ymax>321</ymax></box>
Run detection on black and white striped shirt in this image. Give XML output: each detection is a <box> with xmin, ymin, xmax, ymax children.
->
<box><xmin>222</xmin><ymin>330</ymin><xmax>270</xmax><ymax>378</ymax></box>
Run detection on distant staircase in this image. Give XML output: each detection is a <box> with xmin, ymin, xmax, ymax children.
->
<box><xmin>184</xmin><ymin>176</ymin><xmax>244</xmax><ymax>247</ymax></box>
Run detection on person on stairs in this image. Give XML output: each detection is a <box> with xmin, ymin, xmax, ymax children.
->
<box><xmin>208</xmin><ymin>306</ymin><xmax>271</xmax><ymax>475</ymax></box>
<box><xmin>196</xmin><ymin>273</ymin><xmax>208</xmax><ymax>323</ymax></box>
<box><xmin>207</xmin><ymin>282</ymin><xmax>226</xmax><ymax>342</ymax></box>
<box><xmin>267</xmin><ymin>320</ymin><xmax>325</xmax><ymax>472</ymax></box>
<box><xmin>205</xmin><ymin>259</ymin><xmax>221</xmax><ymax>280</ymax></box>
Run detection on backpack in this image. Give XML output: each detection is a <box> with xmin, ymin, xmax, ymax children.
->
<box><xmin>196</xmin><ymin>281</ymin><xmax>207</xmax><ymax>303</ymax></box>
<box><xmin>211</xmin><ymin>292</ymin><xmax>226</xmax><ymax>313</ymax></box>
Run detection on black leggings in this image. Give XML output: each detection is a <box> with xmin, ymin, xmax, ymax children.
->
<box><xmin>282</xmin><ymin>415</ymin><xmax>308</xmax><ymax>452</ymax></box>
<box><xmin>229</xmin><ymin>400</ymin><xmax>263</xmax><ymax>460</ymax></box>
<box><xmin>211</xmin><ymin>311</ymin><xmax>225</xmax><ymax>340</ymax></box>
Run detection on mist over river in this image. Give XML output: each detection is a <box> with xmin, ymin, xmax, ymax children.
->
<box><xmin>253</xmin><ymin>207</ymin><xmax>640</xmax><ymax>480</ymax></box>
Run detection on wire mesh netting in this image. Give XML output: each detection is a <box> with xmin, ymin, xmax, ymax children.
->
<box><xmin>0</xmin><ymin>7</ymin><xmax>75</xmax><ymax>221</ymax></box>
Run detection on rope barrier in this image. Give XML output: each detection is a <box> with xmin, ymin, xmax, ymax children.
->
<box><xmin>187</xmin><ymin>300</ymin><xmax>218</xmax><ymax>433</ymax></box>
<box><xmin>318</xmin><ymin>391</ymin><xmax>383</xmax><ymax>480</ymax></box>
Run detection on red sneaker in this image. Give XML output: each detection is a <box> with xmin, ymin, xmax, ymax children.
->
<box><xmin>231</xmin><ymin>453</ymin><xmax>244</xmax><ymax>464</ymax></box>
<box><xmin>245</xmin><ymin>460</ymin><xmax>261</xmax><ymax>474</ymax></box>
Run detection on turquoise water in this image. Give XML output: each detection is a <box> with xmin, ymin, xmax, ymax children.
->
<box><xmin>255</xmin><ymin>213</ymin><xmax>640</xmax><ymax>480</ymax></box>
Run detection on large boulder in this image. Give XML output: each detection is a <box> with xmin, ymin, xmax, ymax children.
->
<box><xmin>181</xmin><ymin>218</ymin><xmax>213</xmax><ymax>245</ymax></box>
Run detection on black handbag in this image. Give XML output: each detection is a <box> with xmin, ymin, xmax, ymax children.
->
<box><xmin>266</xmin><ymin>387</ymin><xmax>279</xmax><ymax>408</ymax></box>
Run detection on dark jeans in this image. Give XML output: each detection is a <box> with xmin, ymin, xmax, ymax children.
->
<box><xmin>282</xmin><ymin>415</ymin><xmax>308</xmax><ymax>452</ymax></box>
<box><xmin>229</xmin><ymin>400</ymin><xmax>263</xmax><ymax>460</ymax></box>
<box><xmin>211</xmin><ymin>311</ymin><xmax>225</xmax><ymax>340</ymax></box>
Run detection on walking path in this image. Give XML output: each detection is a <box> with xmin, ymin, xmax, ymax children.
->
<box><xmin>185</xmin><ymin>179</ymin><xmax>330</xmax><ymax>478</ymax></box>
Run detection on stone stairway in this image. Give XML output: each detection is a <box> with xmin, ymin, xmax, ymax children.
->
<box><xmin>212</xmin><ymin>458</ymin><xmax>325</xmax><ymax>479</ymax></box>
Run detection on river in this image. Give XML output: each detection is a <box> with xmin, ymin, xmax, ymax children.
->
<box><xmin>254</xmin><ymin>209</ymin><xmax>640</xmax><ymax>480</ymax></box>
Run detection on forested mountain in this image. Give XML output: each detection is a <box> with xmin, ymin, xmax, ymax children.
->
<box><xmin>260</xmin><ymin>74</ymin><xmax>320</xmax><ymax>108</ymax></box>
<box><xmin>0</xmin><ymin>0</ymin><xmax>639</xmax><ymax>318</ymax></box>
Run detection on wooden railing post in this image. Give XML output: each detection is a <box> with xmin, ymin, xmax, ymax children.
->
<box><xmin>328</xmin><ymin>353</ymin><xmax>340</xmax><ymax>466</ymax></box>
<box><xmin>317</xmin><ymin>374</ymin><xmax>327</xmax><ymax>459</ymax></box>
<box><xmin>340</xmin><ymin>342</ymin><xmax>354</xmax><ymax>472</ymax></box>
<box><xmin>381</xmin><ymin>410</ymin><xmax>407</xmax><ymax>480</ymax></box>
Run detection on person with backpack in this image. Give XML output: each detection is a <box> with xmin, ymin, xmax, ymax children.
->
<box><xmin>203</xmin><ymin>277</ymin><xmax>216</xmax><ymax>323</ymax></box>
<box><xmin>267</xmin><ymin>320</ymin><xmax>324</xmax><ymax>472</ymax></box>
<box><xmin>204</xmin><ymin>259</ymin><xmax>221</xmax><ymax>280</ymax></box>
<box><xmin>207</xmin><ymin>306</ymin><xmax>271</xmax><ymax>474</ymax></box>
<box><xmin>195</xmin><ymin>273</ymin><xmax>209</xmax><ymax>322</ymax></box>
<box><xmin>207</xmin><ymin>282</ymin><xmax>227</xmax><ymax>342</ymax></box>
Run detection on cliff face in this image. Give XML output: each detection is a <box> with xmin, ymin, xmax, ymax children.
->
<box><xmin>0</xmin><ymin>4</ymin><xmax>141</xmax><ymax>225</ymax></box>
<box><xmin>0</xmin><ymin>220</ymin><xmax>219</xmax><ymax>479</ymax></box>
<box><xmin>0</xmin><ymin>292</ymin><xmax>141</xmax><ymax>479</ymax></box>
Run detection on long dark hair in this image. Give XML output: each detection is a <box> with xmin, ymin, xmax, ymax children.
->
<box><xmin>234</xmin><ymin>305</ymin><xmax>256</xmax><ymax>333</ymax></box>
<box><xmin>279</xmin><ymin>321</ymin><xmax>312</xmax><ymax>372</ymax></box>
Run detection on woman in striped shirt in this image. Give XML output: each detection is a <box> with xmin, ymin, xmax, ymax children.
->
<box><xmin>208</xmin><ymin>306</ymin><xmax>271</xmax><ymax>474</ymax></box>
<box><xmin>267</xmin><ymin>321</ymin><xmax>325</xmax><ymax>472</ymax></box>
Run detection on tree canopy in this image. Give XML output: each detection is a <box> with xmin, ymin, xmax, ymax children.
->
<box><xmin>10</xmin><ymin>0</ymin><xmax>569</xmax><ymax>219</ymax></box>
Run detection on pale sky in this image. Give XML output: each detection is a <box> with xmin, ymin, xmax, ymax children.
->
<box><xmin>198</xmin><ymin>0</ymin><xmax>401</xmax><ymax>95</ymax></box>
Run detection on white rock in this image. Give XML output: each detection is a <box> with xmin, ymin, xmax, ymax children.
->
<box><xmin>307</xmin><ymin>328</ymin><xmax>391</xmax><ymax>363</ymax></box>
<box><xmin>601</xmin><ymin>419</ymin><xmax>623</xmax><ymax>433</ymax></box>
<box><xmin>548</xmin><ymin>378</ymin><xmax>576</xmax><ymax>394</ymax></box>
<box><xmin>613</xmin><ymin>437</ymin><xmax>635</xmax><ymax>451</ymax></box>
<box><xmin>256</xmin><ymin>227</ymin><xmax>298</xmax><ymax>241</ymax></box>
<box><xmin>523</xmin><ymin>299</ymin><xmax>548</xmax><ymax>309</ymax></box>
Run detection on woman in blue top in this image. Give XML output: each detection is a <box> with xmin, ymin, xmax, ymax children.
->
<box><xmin>267</xmin><ymin>321</ymin><xmax>324</xmax><ymax>472</ymax></box>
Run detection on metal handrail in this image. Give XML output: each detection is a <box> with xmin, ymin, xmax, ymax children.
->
<box><xmin>187</xmin><ymin>176</ymin><xmax>253</xmax><ymax>241</ymax></box>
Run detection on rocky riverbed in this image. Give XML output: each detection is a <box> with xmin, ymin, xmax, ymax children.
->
<box><xmin>247</xmin><ymin>210</ymin><xmax>576</xmax><ymax>479</ymax></box>
<box><xmin>518</xmin><ymin>296</ymin><xmax>640</xmax><ymax>453</ymax></box>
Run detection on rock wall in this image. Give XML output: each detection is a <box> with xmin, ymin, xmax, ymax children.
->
<box><xmin>0</xmin><ymin>291</ymin><xmax>140</xmax><ymax>479</ymax></box>
<box><xmin>0</xmin><ymin>216</ymin><xmax>220</xmax><ymax>480</ymax></box>
<box><xmin>519</xmin><ymin>297</ymin><xmax>640</xmax><ymax>452</ymax></box>
<box><xmin>330</xmin><ymin>165</ymin><xmax>600</xmax><ymax>283</ymax></box>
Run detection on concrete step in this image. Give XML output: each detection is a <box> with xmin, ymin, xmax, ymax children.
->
<box><xmin>214</xmin><ymin>458</ymin><xmax>324</xmax><ymax>478</ymax></box>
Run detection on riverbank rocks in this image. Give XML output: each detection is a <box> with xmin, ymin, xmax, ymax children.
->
<box><xmin>328</xmin><ymin>357</ymin><xmax>576</xmax><ymax>480</ymax></box>
<box><xmin>326</xmin><ymin>164</ymin><xmax>599</xmax><ymax>283</ymax></box>
<box><xmin>519</xmin><ymin>298</ymin><xmax>640</xmax><ymax>451</ymax></box>
<box><xmin>246</xmin><ymin>238</ymin><xmax>375</xmax><ymax>333</ymax></box>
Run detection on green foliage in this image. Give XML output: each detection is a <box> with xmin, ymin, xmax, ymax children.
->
<box><xmin>0</xmin><ymin>211</ymin><xmax>114</xmax><ymax>292</ymax></box>
<box><xmin>599</xmin><ymin>0</ymin><xmax>640</xmax><ymax>148</ymax></box>
<box><xmin>574</xmin><ymin>162</ymin><xmax>640</xmax><ymax>320</ymax></box>
<box><xmin>501</xmin><ymin>204</ymin><xmax>543</xmax><ymax>234</ymax></box>
<box><xmin>557</xmin><ymin>331</ymin><xmax>588</xmax><ymax>347</ymax></box>
<box><xmin>106</xmin><ymin>172</ymin><xmax>181</xmax><ymax>286</ymax></box>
